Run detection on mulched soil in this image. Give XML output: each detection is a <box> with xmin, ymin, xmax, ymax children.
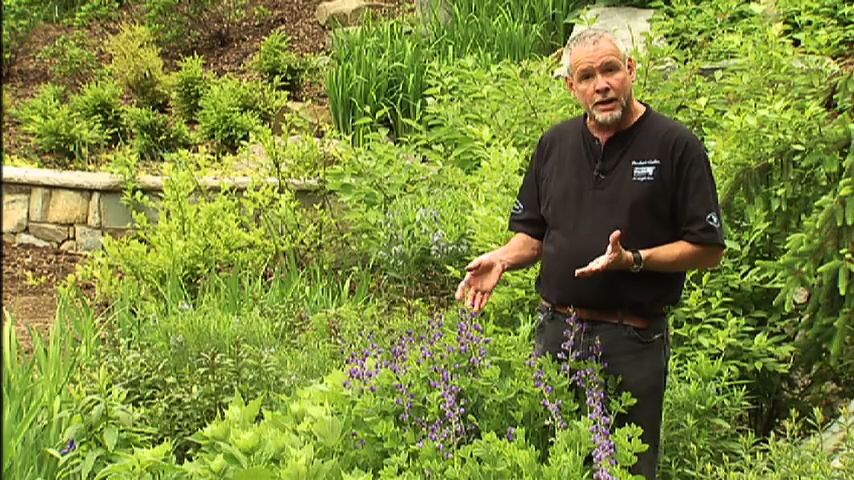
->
<box><xmin>2</xmin><ymin>242</ymin><xmax>96</xmax><ymax>354</ymax></box>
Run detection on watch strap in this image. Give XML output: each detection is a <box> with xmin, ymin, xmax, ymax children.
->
<box><xmin>630</xmin><ymin>250</ymin><xmax>643</xmax><ymax>272</ymax></box>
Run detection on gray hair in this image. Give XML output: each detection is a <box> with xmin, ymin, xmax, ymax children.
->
<box><xmin>557</xmin><ymin>28</ymin><xmax>629</xmax><ymax>77</ymax></box>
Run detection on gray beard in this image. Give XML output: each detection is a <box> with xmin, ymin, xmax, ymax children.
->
<box><xmin>589</xmin><ymin>96</ymin><xmax>631</xmax><ymax>127</ymax></box>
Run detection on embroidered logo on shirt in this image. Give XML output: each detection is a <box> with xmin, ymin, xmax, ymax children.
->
<box><xmin>706</xmin><ymin>212</ymin><xmax>721</xmax><ymax>228</ymax></box>
<box><xmin>512</xmin><ymin>200</ymin><xmax>524</xmax><ymax>215</ymax></box>
<box><xmin>632</xmin><ymin>159</ymin><xmax>660</xmax><ymax>182</ymax></box>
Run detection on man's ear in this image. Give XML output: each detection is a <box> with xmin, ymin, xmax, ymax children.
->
<box><xmin>627</xmin><ymin>57</ymin><xmax>638</xmax><ymax>81</ymax></box>
<box><xmin>564</xmin><ymin>75</ymin><xmax>574</xmax><ymax>92</ymax></box>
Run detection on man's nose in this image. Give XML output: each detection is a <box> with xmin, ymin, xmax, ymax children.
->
<box><xmin>594</xmin><ymin>75</ymin><xmax>610</xmax><ymax>93</ymax></box>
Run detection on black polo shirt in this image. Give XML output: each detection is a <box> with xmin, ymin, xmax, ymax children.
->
<box><xmin>509</xmin><ymin>104</ymin><xmax>726</xmax><ymax>316</ymax></box>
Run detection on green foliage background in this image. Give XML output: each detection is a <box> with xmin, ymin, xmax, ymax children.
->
<box><xmin>3</xmin><ymin>0</ymin><xmax>854</xmax><ymax>478</ymax></box>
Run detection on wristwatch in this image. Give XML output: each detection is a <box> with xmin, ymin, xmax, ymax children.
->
<box><xmin>629</xmin><ymin>250</ymin><xmax>644</xmax><ymax>272</ymax></box>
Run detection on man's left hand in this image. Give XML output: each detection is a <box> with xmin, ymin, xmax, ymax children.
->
<box><xmin>575</xmin><ymin>230</ymin><xmax>633</xmax><ymax>277</ymax></box>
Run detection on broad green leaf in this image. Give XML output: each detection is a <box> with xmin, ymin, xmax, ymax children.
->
<box><xmin>103</xmin><ymin>426</ymin><xmax>118</xmax><ymax>453</ymax></box>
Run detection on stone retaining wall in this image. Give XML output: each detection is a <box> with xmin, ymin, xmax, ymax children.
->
<box><xmin>2</xmin><ymin>167</ymin><xmax>320</xmax><ymax>252</ymax></box>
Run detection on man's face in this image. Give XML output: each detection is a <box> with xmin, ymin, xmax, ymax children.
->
<box><xmin>565</xmin><ymin>40</ymin><xmax>636</xmax><ymax>128</ymax></box>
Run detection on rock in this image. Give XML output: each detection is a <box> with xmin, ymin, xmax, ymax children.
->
<box><xmin>287</xmin><ymin>101</ymin><xmax>332</xmax><ymax>126</ymax></box>
<box><xmin>88</xmin><ymin>192</ymin><xmax>102</xmax><ymax>228</ymax></box>
<box><xmin>29</xmin><ymin>188</ymin><xmax>50</xmax><ymax>222</ymax></box>
<box><xmin>2</xmin><ymin>184</ymin><xmax>31</xmax><ymax>195</ymax></box>
<box><xmin>3</xmin><ymin>165</ymin><xmax>319</xmax><ymax>196</ymax></box>
<box><xmin>59</xmin><ymin>240</ymin><xmax>76</xmax><ymax>251</ymax></box>
<box><xmin>29</xmin><ymin>223</ymin><xmax>71</xmax><ymax>243</ymax></box>
<box><xmin>415</xmin><ymin>0</ymin><xmax>452</xmax><ymax>26</ymax></box>
<box><xmin>3</xmin><ymin>193</ymin><xmax>29</xmax><ymax>233</ymax></box>
<box><xmin>100</xmin><ymin>192</ymin><xmax>136</xmax><ymax>228</ymax></box>
<box><xmin>16</xmin><ymin>233</ymin><xmax>53</xmax><ymax>248</ymax></box>
<box><xmin>75</xmin><ymin>226</ymin><xmax>103</xmax><ymax>252</ymax></box>
<box><xmin>316</xmin><ymin>0</ymin><xmax>386</xmax><ymax>28</ymax></box>
<box><xmin>33</xmin><ymin>188</ymin><xmax>90</xmax><ymax>225</ymax></box>
<box><xmin>4</xmin><ymin>233</ymin><xmax>17</xmax><ymax>244</ymax></box>
<box><xmin>554</xmin><ymin>7</ymin><xmax>660</xmax><ymax>78</ymax></box>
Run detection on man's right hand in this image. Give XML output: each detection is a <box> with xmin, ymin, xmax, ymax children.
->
<box><xmin>455</xmin><ymin>253</ymin><xmax>505</xmax><ymax>313</ymax></box>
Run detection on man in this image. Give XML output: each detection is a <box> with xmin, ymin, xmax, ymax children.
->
<box><xmin>454</xmin><ymin>28</ymin><xmax>727</xmax><ymax>479</ymax></box>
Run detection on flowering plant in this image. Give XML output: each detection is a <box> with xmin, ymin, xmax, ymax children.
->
<box><xmin>337</xmin><ymin>308</ymin><xmax>645</xmax><ymax>476</ymax></box>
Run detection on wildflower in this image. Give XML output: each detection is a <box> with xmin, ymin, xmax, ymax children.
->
<box><xmin>60</xmin><ymin>439</ymin><xmax>77</xmax><ymax>456</ymax></box>
<box><xmin>506</xmin><ymin>427</ymin><xmax>517</xmax><ymax>442</ymax></box>
<box><xmin>562</xmin><ymin>315</ymin><xmax>618</xmax><ymax>478</ymax></box>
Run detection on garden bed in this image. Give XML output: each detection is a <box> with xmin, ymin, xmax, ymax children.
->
<box><xmin>3</xmin><ymin>0</ymin><xmax>853</xmax><ymax>478</ymax></box>
<box><xmin>2</xmin><ymin>0</ymin><xmax>411</xmax><ymax>172</ymax></box>
<box><xmin>2</xmin><ymin>243</ymin><xmax>96</xmax><ymax>354</ymax></box>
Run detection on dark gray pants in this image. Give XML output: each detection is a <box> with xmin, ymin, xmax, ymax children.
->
<box><xmin>534</xmin><ymin>305</ymin><xmax>671</xmax><ymax>480</ymax></box>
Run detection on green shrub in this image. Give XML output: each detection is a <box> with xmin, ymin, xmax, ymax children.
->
<box><xmin>16</xmin><ymin>84</ymin><xmax>107</xmax><ymax>161</ymax></box>
<box><xmin>35</xmin><ymin>31</ymin><xmax>99</xmax><ymax>87</ymax></box>
<box><xmin>54</xmin><ymin>367</ymin><xmax>156</xmax><ymax>480</ymax></box>
<box><xmin>659</xmin><ymin>354</ymin><xmax>753</xmax><ymax>479</ymax></box>
<box><xmin>197</xmin><ymin>75</ymin><xmax>287</xmax><ymax>153</ymax></box>
<box><xmin>70</xmin><ymin>79</ymin><xmax>127</xmax><ymax>145</ymax></box>
<box><xmin>171</xmin><ymin>54</ymin><xmax>212</xmax><ymax>123</ymax></box>
<box><xmin>125</xmin><ymin>106</ymin><xmax>192</xmax><ymax>161</ymax></box>
<box><xmin>251</xmin><ymin>30</ymin><xmax>309</xmax><ymax>93</ymax></box>
<box><xmin>703</xmin><ymin>410</ymin><xmax>854</xmax><ymax>479</ymax></box>
<box><xmin>106</xmin><ymin>23</ymin><xmax>170</xmax><ymax>109</ymax></box>
<box><xmin>68</xmin><ymin>0</ymin><xmax>120</xmax><ymax>28</ymax></box>
<box><xmin>325</xmin><ymin>130</ymin><xmax>473</xmax><ymax>299</ymax></box>
<box><xmin>434</xmin><ymin>0</ymin><xmax>581</xmax><ymax>54</ymax></box>
<box><xmin>777</xmin><ymin>0</ymin><xmax>854</xmax><ymax>58</ymax></box>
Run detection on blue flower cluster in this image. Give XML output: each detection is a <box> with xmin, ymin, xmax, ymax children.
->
<box><xmin>563</xmin><ymin>316</ymin><xmax>617</xmax><ymax>480</ymax></box>
<box><xmin>343</xmin><ymin>309</ymin><xmax>491</xmax><ymax>457</ymax></box>
<box><xmin>530</xmin><ymin>315</ymin><xmax>618</xmax><ymax>479</ymax></box>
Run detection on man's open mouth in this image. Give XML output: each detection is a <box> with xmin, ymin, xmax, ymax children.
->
<box><xmin>595</xmin><ymin>99</ymin><xmax>618</xmax><ymax>108</ymax></box>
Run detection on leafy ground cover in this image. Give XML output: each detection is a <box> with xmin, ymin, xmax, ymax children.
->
<box><xmin>4</xmin><ymin>0</ymin><xmax>854</xmax><ymax>479</ymax></box>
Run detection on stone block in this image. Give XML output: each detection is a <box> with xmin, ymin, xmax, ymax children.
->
<box><xmin>29</xmin><ymin>223</ymin><xmax>71</xmax><ymax>243</ymax></box>
<box><xmin>16</xmin><ymin>233</ymin><xmax>53</xmax><ymax>248</ymax></box>
<box><xmin>75</xmin><ymin>225</ymin><xmax>103</xmax><ymax>252</ymax></box>
<box><xmin>316</xmin><ymin>0</ymin><xmax>384</xmax><ymax>27</ymax></box>
<box><xmin>4</xmin><ymin>233</ymin><xmax>17</xmax><ymax>244</ymax></box>
<box><xmin>415</xmin><ymin>0</ymin><xmax>452</xmax><ymax>25</ymax></box>
<box><xmin>3</xmin><ymin>193</ymin><xmax>29</xmax><ymax>233</ymax></box>
<box><xmin>46</xmin><ymin>189</ymin><xmax>90</xmax><ymax>224</ymax></box>
<box><xmin>99</xmin><ymin>192</ymin><xmax>136</xmax><ymax>228</ymax></box>
<box><xmin>3</xmin><ymin>184</ymin><xmax>31</xmax><ymax>195</ymax></box>
<box><xmin>59</xmin><ymin>240</ymin><xmax>76</xmax><ymax>251</ymax></box>
<box><xmin>29</xmin><ymin>188</ymin><xmax>51</xmax><ymax>222</ymax></box>
<box><xmin>88</xmin><ymin>192</ymin><xmax>102</xmax><ymax>228</ymax></box>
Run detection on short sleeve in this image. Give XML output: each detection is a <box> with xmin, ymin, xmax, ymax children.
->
<box><xmin>675</xmin><ymin>143</ymin><xmax>727</xmax><ymax>248</ymax></box>
<box><xmin>508</xmin><ymin>140</ymin><xmax>548</xmax><ymax>241</ymax></box>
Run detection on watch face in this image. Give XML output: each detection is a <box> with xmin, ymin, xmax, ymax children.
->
<box><xmin>631</xmin><ymin>250</ymin><xmax>643</xmax><ymax>271</ymax></box>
